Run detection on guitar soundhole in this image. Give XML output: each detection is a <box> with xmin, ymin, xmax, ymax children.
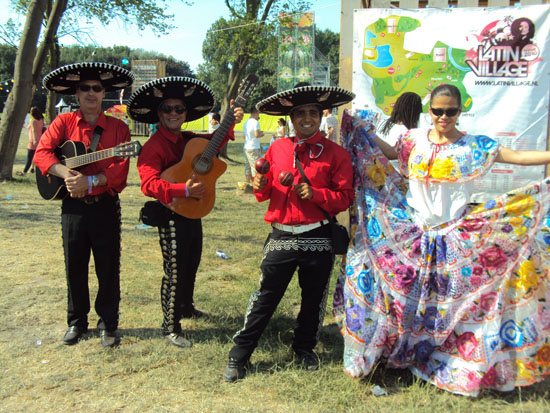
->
<box><xmin>192</xmin><ymin>156</ymin><xmax>212</xmax><ymax>175</ymax></box>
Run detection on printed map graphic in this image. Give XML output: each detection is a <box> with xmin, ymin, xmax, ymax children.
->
<box><xmin>362</xmin><ymin>16</ymin><xmax>472</xmax><ymax>114</ymax></box>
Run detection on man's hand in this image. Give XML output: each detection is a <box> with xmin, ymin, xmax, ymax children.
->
<box><xmin>64</xmin><ymin>170</ymin><xmax>88</xmax><ymax>198</ymax></box>
<box><xmin>230</xmin><ymin>99</ymin><xmax>244</xmax><ymax>124</ymax></box>
<box><xmin>186</xmin><ymin>175</ymin><xmax>205</xmax><ymax>199</ymax></box>
<box><xmin>294</xmin><ymin>182</ymin><xmax>313</xmax><ymax>200</ymax></box>
<box><xmin>253</xmin><ymin>173</ymin><xmax>268</xmax><ymax>191</ymax></box>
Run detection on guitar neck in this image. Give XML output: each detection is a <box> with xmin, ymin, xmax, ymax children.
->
<box><xmin>196</xmin><ymin>97</ymin><xmax>247</xmax><ymax>169</ymax></box>
<box><xmin>64</xmin><ymin>147</ymin><xmax>116</xmax><ymax>169</ymax></box>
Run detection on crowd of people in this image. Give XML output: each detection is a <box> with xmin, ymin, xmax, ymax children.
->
<box><xmin>30</xmin><ymin>61</ymin><xmax>549</xmax><ymax>396</ymax></box>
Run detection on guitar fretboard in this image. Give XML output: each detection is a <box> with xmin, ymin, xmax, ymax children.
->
<box><xmin>64</xmin><ymin>148</ymin><xmax>116</xmax><ymax>169</ymax></box>
<box><xmin>193</xmin><ymin>98</ymin><xmax>246</xmax><ymax>174</ymax></box>
<box><xmin>192</xmin><ymin>74</ymin><xmax>257</xmax><ymax>174</ymax></box>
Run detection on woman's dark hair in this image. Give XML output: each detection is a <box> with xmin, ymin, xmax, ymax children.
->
<box><xmin>430</xmin><ymin>84</ymin><xmax>462</xmax><ymax>107</ymax></box>
<box><xmin>511</xmin><ymin>17</ymin><xmax>535</xmax><ymax>40</ymax></box>
<box><xmin>379</xmin><ymin>92</ymin><xmax>422</xmax><ymax>136</ymax></box>
<box><xmin>30</xmin><ymin>106</ymin><xmax>43</xmax><ymax>120</ymax></box>
<box><xmin>278</xmin><ymin>118</ymin><xmax>286</xmax><ymax>126</ymax></box>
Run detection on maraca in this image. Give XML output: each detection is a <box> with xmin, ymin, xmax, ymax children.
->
<box><xmin>255</xmin><ymin>158</ymin><xmax>270</xmax><ymax>174</ymax></box>
<box><xmin>278</xmin><ymin>171</ymin><xmax>294</xmax><ymax>187</ymax></box>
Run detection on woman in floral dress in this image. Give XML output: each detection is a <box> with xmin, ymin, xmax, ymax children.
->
<box><xmin>334</xmin><ymin>84</ymin><xmax>550</xmax><ymax>396</ymax></box>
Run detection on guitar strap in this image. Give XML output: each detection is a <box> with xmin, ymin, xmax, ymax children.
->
<box><xmin>88</xmin><ymin>125</ymin><xmax>103</xmax><ymax>152</ymax></box>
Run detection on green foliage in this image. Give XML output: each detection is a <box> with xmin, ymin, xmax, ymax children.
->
<box><xmin>197</xmin><ymin>15</ymin><xmax>280</xmax><ymax>111</ymax></box>
<box><xmin>0</xmin><ymin>43</ymin><xmax>193</xmax><ymax>112</ymax></box>
<box><xmin>0</xmin><ymin>18</ymin><xmax>21</xmax><ymax>47</ymax></box>
<box><xmin>198</xmin><ymin>13</ymin><xmax>339</xmax><ymax>111</ymax></box>
<box><xmin>0</xmin><ymin>44</ymin><xmax>17</xmax><ymax>82</ymax></box>
<box><xmin>58</xmin><ymin>44</ymin><xmax>193</xmax><ymax>77</ymax></box>
<box><xmin>315</xmin><ymin>28</ymin><xmax>340</xmax><ymax>85</ymax></box>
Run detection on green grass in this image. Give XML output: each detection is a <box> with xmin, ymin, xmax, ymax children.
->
<box><xmin>0</xmin><ymin>130</ymin><xmax>549</xmax><ymax>412</ymax></box>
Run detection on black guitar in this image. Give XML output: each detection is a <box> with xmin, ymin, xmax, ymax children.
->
<box><xmin>36</xmin><ymin>140</ymin><xmax>142</xmax><ymax>200</ymax></box>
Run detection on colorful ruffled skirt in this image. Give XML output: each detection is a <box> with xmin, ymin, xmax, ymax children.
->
<box><xmin>333</xmin><ymin>113</ymin><xmax>550</xmax><ymax>396</ymax></box>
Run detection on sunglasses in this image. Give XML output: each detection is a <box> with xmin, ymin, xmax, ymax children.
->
<box><xmin>77</xmin><ymin>84</ymin><xmax>104</xmax><ymax>92</ymax></box>
<box><xmin>159</xmin><ymin>104</ymin><xmax>186</xmax><ymax>114</ymax></box>
<box><xmin>430</xmin><ymin>107</ymin><xmax>460</xmax><ymax>117</ymax></box>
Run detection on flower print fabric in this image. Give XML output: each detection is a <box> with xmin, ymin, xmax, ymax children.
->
<box><xmin>333</xmin><ymin>111</ymin><xmax>550</xmax><ymax>397</ymax></box>
<box><xmin>396</xmin><ymin>129</ymin><xmax>500</xmax><ymax>183</ymax></box>
<box><xmin>396</xmin><ymin>129</ymin><xmax>501</xmax><ymax>226</ymax></box>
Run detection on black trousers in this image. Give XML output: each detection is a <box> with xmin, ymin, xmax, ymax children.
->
<box><xmin>61</xmin><ymin>195</ymin><xmax>121</xmax><ymax>331</ymax></box>
<box><xmin>157</xmin><ymin>207</ymin><xmax>202</xmax><ymax>335</ymax></box>
<box><xmin>229</xmin><ymin>224</ymin><xmax>334</xmax><ymax>363</ymax></box>
<box><xmin>23</xmin><ymin>149</ymin><xmax>35</xmax><ymax>173</ymax></box>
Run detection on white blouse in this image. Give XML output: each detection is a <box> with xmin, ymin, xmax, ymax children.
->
<box><xmin>396</xmin><ymin>129</ymin><xmax>500</xmax><ymax>227</ymax></box>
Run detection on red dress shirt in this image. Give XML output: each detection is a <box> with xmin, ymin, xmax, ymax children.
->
<box><xmin>137</xmin><ymin>124</ymin><xmax>235</xmax><ymax>204</ymax></box>
<box><xmin>34</xmin><ymin>110</ymin><xmax>131</xmax><ymax>195</ymax></box>
<box><xmin>255</xmin><ymin>131</ymin><xmax>354</xmax><ymax>225</ymax></box>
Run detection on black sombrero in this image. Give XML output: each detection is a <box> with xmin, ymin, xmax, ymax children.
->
<box><xmin>43</xmin><ymin>62</ymin><xmax>134</xmax><ymax>95</ymax></box>
<box><xmin>127</xmin><ymin>77</ymin><xmax>215</xmax><ymax>124</ymax></box>
<box><xmin>256</xmin><ymin>83</ymin><xmax>355</xmax><ymax>116</ymax></box>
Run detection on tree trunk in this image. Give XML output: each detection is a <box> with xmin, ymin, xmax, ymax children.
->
<box><xmin>0</xmin><ymin>0</ymin><xmax>67</xmax><ymax>179</ymax></box>
<box><xmin>218</xmin><ymin>54</ymin><xmax>249</xmax><ymax>160</ymax></box>
<box><xmin>45</xmin><ymin>38</ymin><xmax>60</xmax><ymax>125</ymax></box>
<box><xmin>32</xmin><ymin>0</ymin><xmax>68</xmax><ymax>88</ymax></box>
<box><xmin>0</xmin><ymin>0</ymin><xmax>46</xmax><ymax>180</ymax></box>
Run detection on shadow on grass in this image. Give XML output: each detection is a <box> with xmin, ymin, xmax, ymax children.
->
<box><xmin>0</xmin><ymin>204</ymin><xmax>60</xmax><ymax>226</ymax></box>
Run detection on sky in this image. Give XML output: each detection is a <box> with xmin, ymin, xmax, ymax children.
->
<box><xmin>1</xmin><ymin>0</ymin><xmax>341</xmax><ymax>71</ymax></box>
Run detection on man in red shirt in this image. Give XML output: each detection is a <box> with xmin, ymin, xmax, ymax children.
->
<box><xmin>34</xmin><ymin>62</ymin><xmax>134</xmax><ymax>348</ymax></box>
<box><xmin>223</xmin><ymin>83</ymin><xmax>355</xmax><ymax>382</ymax></box>
<box><xmin>128</xmin><ymin>77</ymin><xmax>243</xmax><ymax>348</ymax></box>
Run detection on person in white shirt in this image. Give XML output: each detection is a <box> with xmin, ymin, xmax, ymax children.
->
<box><xmin>287</xmin><ymin>117</ymin><xmax>296</xmax><ymax>137</ymax></box>
<box><xmin>209</xmin><ymin>112</ymin><xmax>220</xmax><ymax>134</ymax></box>
<box><xmin>322</xmin><ymin>109</ymin><xmax>339</xmax><ymax>142</ymax></box>
<box><xmin>243</xmin><ymin>107</ymin><xmax>264</xmax><ymax>183</ymax></box>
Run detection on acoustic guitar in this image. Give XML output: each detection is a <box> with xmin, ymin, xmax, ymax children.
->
<box><xmin>160</xmin><ymin>74</ymin><xmax>258</xmax><ymax>219</ymax></box>
<box><xmin>36</xmin><ymin>140</ymin><xmax>142</xmax><ymax>200</ymax></box>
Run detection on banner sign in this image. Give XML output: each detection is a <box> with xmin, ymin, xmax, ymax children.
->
<box><xmin>131</xmin><ymin>60</ymin><xmax>166</xmax><ymax>92</ymax></box>
<box><xmin>277</xmin><ymin>12</ymin><xmax>315</xmax><ymax>91</ymax></box>
<box><xmin>352</xmin><ymin>5</ymin><xmax>550</xmax><ymax>200</ymax></box>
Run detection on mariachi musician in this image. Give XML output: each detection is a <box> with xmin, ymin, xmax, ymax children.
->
<box><xmin>128</xmin><ymin>77</ymin><xmax>243</xmax><ymax>348</ymax></box>
<box><xmin>34</xmin><ymin>62</ymin><xmax>134</xmax><ymax>348</ymax></box>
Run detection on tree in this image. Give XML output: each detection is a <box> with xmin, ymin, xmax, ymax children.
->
<box><xmin>0</xmin><ymin>0</ymin><xmax>189</xmax><ymax>180</ymax></box>
<box><xmin>198</xmin><ymin>18</ymin><xmax>280</xmax><ymax>113</ymax></box>
<box><xmin>198</xmin><ymin>0</ymin><xmax>309</xmax><ymax>159</ymax></box>
<box><xmin>315</xmin><ymin>28</ymin><xmax>340</xmax><ymax>85</ymax></box>
<box><xmin>0</xmin><ymin>45</ymin><xmax>17</xmax><ymax>111</ymax></box>
<box><xmin>0</xmin><ymin>0</ymin><xmax>46</xmax><ymax>180</ymax></box>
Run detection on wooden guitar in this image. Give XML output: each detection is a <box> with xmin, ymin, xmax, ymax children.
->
<box><xmin>160</xmin><ymin>74</ymin><xmax>259</xmax><ymax>219</ymax></box>
<box><xmin>36</xmin><ymin>140</ymin><xmax>142</xmax><ymax>200</ymax></box>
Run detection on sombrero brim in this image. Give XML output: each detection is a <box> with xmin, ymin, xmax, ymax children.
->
<box><xmin>43</xmin><ymin>62</ymin><xmax>134</xmax><ymax>95</ymax></box>
<box><xmin>127</xmin><ymin>77</ymin><xmax>215</xmax><ymax>124</ymax></box>
<box><xmin>256</xmin><ymin>86</ymin><xmax>355</xmax><ymax>116</ymax></box>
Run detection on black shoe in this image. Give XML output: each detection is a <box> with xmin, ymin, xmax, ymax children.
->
<box><xmin>223</xmin><ymin>358</ymin><xmax>251</xmax><ymax>382</ymax></box>
<box><xmin>100</xmin><ymin>330</ymin><xmax>119</xmax><ymax>348</ymax></box>
<box><xmin>296</xmin><ymin>351</ymin><xmax>319</xmax><ymax>371</ymax></box>
<box><xmin>181</xmin><ymin>308</ymin><xmax>208</xmax><ymax>319</ymax></box>
<box><xmin>165</xmin><ymin>332</ymin><xmax>193</xmax><ymax>348</ymax></box>
<box><xmin>62</xmin><ymin>326</ymin><xmax>87</xmax><ymax>345</ymax></box>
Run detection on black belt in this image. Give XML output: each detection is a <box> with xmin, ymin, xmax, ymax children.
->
<box><xmin>80</xmin><ymin>192</ymin><xmax>111</xmax><ymax>204</ymax></box>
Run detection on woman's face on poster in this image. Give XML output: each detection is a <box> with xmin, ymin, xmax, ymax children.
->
<box><xmin>519</xmin><ymin>21</ymin><xmax>530</xmax><ymax>36</ymax></box>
